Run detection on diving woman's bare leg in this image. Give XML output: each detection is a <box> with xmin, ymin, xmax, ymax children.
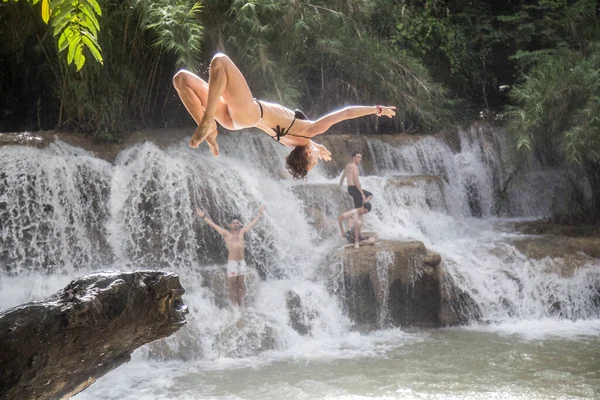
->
<box><xmin>188</xmin><ymin>54</ymin><xmax>261</xmax><ymax>154</ymax></box>
<box><xmin>173</xmin><ymin>69</ymin><xmax>234</xmax><ymax>156</ymax></box>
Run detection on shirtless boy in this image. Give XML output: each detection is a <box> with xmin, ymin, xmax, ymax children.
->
<box><xmin>195</xmin><ymin>206</ymin><xmax>265</xmax><ymax>307</ymax></box>
<box><xmin>339</xmin><ymin>151</ymin><xmax>373</xmax><ymax>208</ymax></box>
<box><xmin>337</xmin><ymin>203</ymin><xmax>377</xmax><ymax>249</ymax></box>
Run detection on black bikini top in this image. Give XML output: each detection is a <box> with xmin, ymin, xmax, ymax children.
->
<box><xmin>255</xmin><ymin>99</ymin><xmax>312</xmax><ymax>145</ymax></box>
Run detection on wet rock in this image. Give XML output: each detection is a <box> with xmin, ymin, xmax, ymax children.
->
<box><xmin>423</xmin><ymin>250</ymin><xmax>442</xmax><ymax>266</ymax></box>
<box><xmin>0</xmin><ymin>131</ymin><xmax>50</xmax><ymax>148</ymax></box>
<box><xmin>0</xmin><ymin>270</ymin><xmax>188</xmax><ymax>400</ymax></box>
<box><xmin>304</xmin><ymin>207</ymin><xmax>339</xmax><ymax>237</ymax></box>
<box><xmin>215</xmin><ymin>314</ymin><xmax>277</xmax><ymax>358</ymax></box>
<box><xmin>0</xmin><ymin>129</ymin><xmax>193</xmax><ymax>162</ymax></box>
<box><xmin>502</xmin><ymin>270</ymin><xmax>524</xmax><ymax>291</ymax></box>
<box><xmin>514</xmin><ymin>220</ymin><xmax>600</xmax><ymax>238</ymax></box>
<box><xmin>146</xmin><ymin>324</ymin><xmax>203</xmax><ymax>361</ymax></box>
<box><xmin>385</xmin><ymin>175</ymin><xmax>444</xmax><ymax>189</ymax></box>
<box><xmin>323</xmin><ymin>240</ymin><xmax>476</xmax><ymax>330</ymax></box>
<box><xmin>285</xmin><ymin>290</ymin><xmax>317</xmax><ymax>336</ymax></box>
<box><xmin>438</xmin><ymin>266</ymin><xmax>482</xmax><ymax>325</ymax></box>
<box><xmin>510</xmin><ymin>236</ymin><xmax>600</xmax><ymax>276</ymax></box>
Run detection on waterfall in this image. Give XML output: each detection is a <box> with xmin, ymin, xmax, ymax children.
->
<box><xmin>1</xmin><ymin>123</ymin><xmax>599</xmax><ymax>362</ymax></box>
<box><xmin>375</xmin><ymin>250</ymin><xmax>394</xmax><ymax>328</ymax></box>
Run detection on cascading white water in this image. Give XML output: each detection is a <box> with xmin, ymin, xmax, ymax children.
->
<box><xmin>0</xmin><ymin>143</ymin><xmax>113</xmax><ymax>275</ymax></box>
<box><xmin>375</xmin><ymin>250</ymin><xmax>394</xmax><ymax>328</ymax></box>
<box><xmin>1</xmin><ymin>124</ymin><xmax>599</xmax><ymax>368</ymax></box>
<box><xmin>364</xmin><ymin>127</ymin><xmax>504</xmax><ymax>217</ymax></box>
<box><xmin>358</xmin><ymin>124</ymin><xmax>600</xmax><ymax>322</ymax></box>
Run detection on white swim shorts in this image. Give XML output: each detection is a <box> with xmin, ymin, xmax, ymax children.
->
<box><xmin>226</xmin><ymin>260</ymin><xmax>247</xmax><ymax>278</ymax></box>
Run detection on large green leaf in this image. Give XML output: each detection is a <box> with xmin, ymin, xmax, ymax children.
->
<box><xmin>21</xmin><ymin>0</ymin><xmax>104</xmax><ymax>69</ymax></box>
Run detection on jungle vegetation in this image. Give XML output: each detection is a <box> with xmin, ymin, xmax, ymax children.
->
<box><xmin>1</xmin><ymin>0</ymin><xmax>600</xmax><ymax>215</ymax></box>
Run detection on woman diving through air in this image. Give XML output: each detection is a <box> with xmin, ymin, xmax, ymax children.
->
<box><xmin>173</xmin><ymin>53</ymin><xmax>396</xmax><ymax>179</ymax></box>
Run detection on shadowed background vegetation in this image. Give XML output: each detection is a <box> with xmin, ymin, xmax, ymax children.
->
<box><xmin>1</xmin><ymin>0</ymin><xmax>600</xmax><ymax>215</ymax></box>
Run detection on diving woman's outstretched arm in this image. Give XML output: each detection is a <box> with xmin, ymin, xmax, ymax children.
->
<box><xmin>306</xmin><ymin>105</ymin><xmax>396</xmax><ymax>137</ymax></box>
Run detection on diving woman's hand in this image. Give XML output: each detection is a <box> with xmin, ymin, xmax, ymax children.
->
<box><xmin>316</xmin><ymin>144</ymin><xmax>332</xmax><ymax>161</ymax></box>
<box><xmin>375</xmin><ymin>105</ymin><xmax>396</xmax><ymax>118</ymax></box>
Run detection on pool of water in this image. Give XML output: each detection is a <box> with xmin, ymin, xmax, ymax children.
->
<box><xmin>75</xmin><ymin>320</ymin><xmax>600</xmax><ymax>400</ymax></box>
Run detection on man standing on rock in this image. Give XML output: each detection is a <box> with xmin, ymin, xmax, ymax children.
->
<box><xmin>195</xmin><ymin>206</ymin><xmax>265</xmax><ymax>307</ymax></box>
<box><xmin>338</xmin><ymin>203</ymin><xmax>377</xmax><ymax>249</ymax></box>
<box><xmin>339</xmin><ymin>151</ymin><xmax>373</xmax><ymax>208</ymax></box>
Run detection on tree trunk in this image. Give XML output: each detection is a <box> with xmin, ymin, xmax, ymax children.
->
<box><xmin>0</xmin><ymin>271</ymin><xmax>188</xmax><ymax>400</ymax></box>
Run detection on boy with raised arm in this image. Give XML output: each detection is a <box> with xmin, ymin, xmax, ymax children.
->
<box><xmin>195</xmin><ymin>206</ymin><xmax>265</xmax><ymax>307</ymax></box>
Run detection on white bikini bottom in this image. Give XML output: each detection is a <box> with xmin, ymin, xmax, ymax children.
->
<box><xmin>230</xmin><ymin>99</ymin><xmax>263</xmax><ymax>129</ymax></box>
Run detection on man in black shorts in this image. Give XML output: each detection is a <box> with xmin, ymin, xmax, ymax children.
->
<box><xmin>339</xmin><ymin>151</ymin><xmax>373</xmax><ymax>208</ymax></box>
<box><xmin>337</xmin><ymin>203</ymin><xmax>377</xmax><ymax>249</ymax></box>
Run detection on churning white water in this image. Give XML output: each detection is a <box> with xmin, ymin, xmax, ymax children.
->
<box><xmin>1</xmin><ymin>124</ymin><xmax>599</xmax><ymax>399</ymax></box>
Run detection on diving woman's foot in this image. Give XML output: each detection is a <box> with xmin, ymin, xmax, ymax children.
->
<box><xmin>206</xmin><ymin>129</ymin><xmax>220</xmax><ymax>157</ymax></box>
<box><xmin>189</xmin><ymin>121</ymin><xmax>218</xmax><ymax>152</ymax></box>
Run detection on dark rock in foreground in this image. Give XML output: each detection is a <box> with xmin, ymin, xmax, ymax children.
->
<box><xmin>0</xmin><ymin>271</ymin><xmax>188</xmax><ymax>400</ymax></box>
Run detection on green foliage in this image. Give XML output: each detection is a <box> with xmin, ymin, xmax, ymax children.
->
<box><xmin>2</xmin><ymin>0</ymin><xmax>103</xmax><ymax>70</ymax></box>
<box><xmin>391</xmin><ymin>0</ymin><xmax>599</xmax><ymax>113</ymax></box>
<box><xmin>207</xmin><ymin>0</ymin><xmax>454</xmax><ymax>131</ymax></box>
<box><xmin>135</xmin><ymin>0</ymin><xmax>203</xmax><ymax>70</ymax></box>
<box><xmin>3</xmin><ymin>0</ymin><xmax>600</xmax><ymax>148</ymax></box>
<box><xmin>0</xmin><ymin>0</ymin><xmax>456</xmax><ymax>135</ymax></box>
<box><xmin>392</xmin><ymin>1</ymin><xmax>510</xmax><ymax>110</ymax></box>
<box><xmin>55</xmin><ymin>0</ymin><xmax>204</xmax><ymax>139</ymax></box>
<box><xmin>507</xmin><ymin>44</ymin><xmax>600</xmax><ymax>214</ymax></box>
<box><xmin>497</xmin><ymin>0</ymin><xmax>598</xmax><ymax>68</ymax></box>
<box><xmin>503</xmin><ymin>0</ymin><xmax>600</xmax><ymax>166</ymax></box>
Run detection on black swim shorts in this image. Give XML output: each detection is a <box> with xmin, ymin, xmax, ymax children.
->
<box><xmin>347</xmin><ymin>185</ymin><xmax>372</xmax><ymax>208</ymax></box>
<box><xmin>345</xmin><ymin>229</ymin><xmax>368</xmax><ymax>244</ymax></box>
